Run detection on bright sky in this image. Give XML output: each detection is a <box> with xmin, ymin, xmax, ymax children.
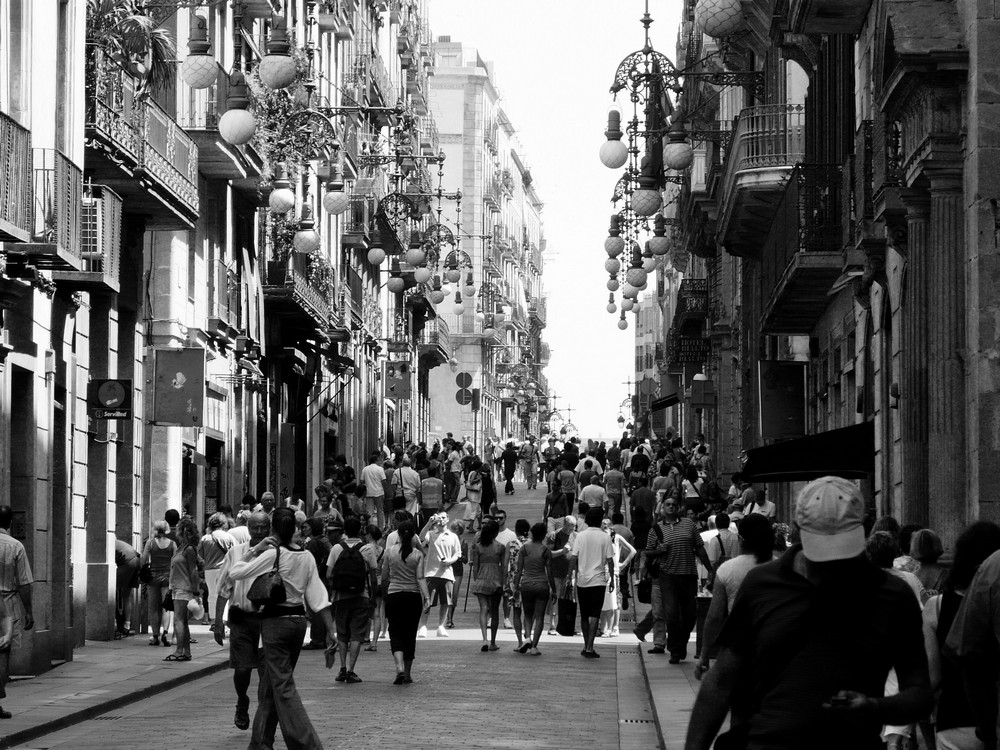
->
<box><xmin>429</xmin><ymin>0</ymin><xmax>683</xmax><ymax>439</ymax></box>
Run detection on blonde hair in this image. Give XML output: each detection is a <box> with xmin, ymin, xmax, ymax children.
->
<box><xmin>153</xmin><ymin>519</ymin><xmax>169</xmax><ymax>536</ymax></box>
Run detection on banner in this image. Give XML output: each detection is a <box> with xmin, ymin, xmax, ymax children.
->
<box><xmin>152</xmin><ymin>349</ymin><xmax>205</xmax><ymax>426</ymax></box>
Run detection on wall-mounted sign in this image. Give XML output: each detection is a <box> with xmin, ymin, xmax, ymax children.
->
<box><xmin>152</xmin><ymin>348</ymin><xmax>205</xmax><ymax>426</ymax></box>
<box><xmin>89</xmin><ymin>379</ymin><xmax>133</xmax><ymax>420</ymax></box>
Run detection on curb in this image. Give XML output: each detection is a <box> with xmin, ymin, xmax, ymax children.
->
<box><xmin>0</xmin><ymin>657</ymin><xmax>230</xmax><ymax>749</ymax></box>
<box><xmin>637</xmin><ymin>648</ymin><xmax>668</xmax><ymax>750</ymax></box>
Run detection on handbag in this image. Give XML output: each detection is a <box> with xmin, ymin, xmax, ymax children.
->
<box><xmin>637</xmin><ymin>578</ymin><xmax>652</xmax><ymax>604</ymax></box>
<box><xmin>646</xmin><ymin>524</ymin><xmax>664</xmax><ymax>577</ymax></box>
<box><xmin>556</xmin><ymin>584</ymin><xmax>577</xmax><ymax>636</ymax></box>
<box><xmin>248</xmin><ymin>546</ymin><xmax>286</xmax><ymax>608</ymax></box>
<box><xmin>138</xmin><ymin>562</ymin><xmax>152</xmax><ymax>584</ymax></box>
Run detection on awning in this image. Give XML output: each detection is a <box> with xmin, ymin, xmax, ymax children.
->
<box><xmin>741</xmin><ymin>421</ymin><xmax>875</xmax><ymax>482</ymax></box>
<box><xmin>651</xmin><ymin>394</ymin><xmax>679</xmax><ymax>411</ymax></box>
<box><xmin>328</xmin><ymin>354</ymin><xmax>355</xmax><ymax>374</ymax></box>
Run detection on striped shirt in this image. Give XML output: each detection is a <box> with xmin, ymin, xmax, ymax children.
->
<box><xmin>645</xmin><ymin>518</ymin><xmax>704</xmax><ymax>576</ymax></box>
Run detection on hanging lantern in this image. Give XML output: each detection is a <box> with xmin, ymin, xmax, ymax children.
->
<box><xmin>292</xmin><ymin>205</ymin><xmax>321</xmax><ymax>254</ymax></box>
<box><xmin>625</xmin><ymin>265</ymin><xmax>647</xmax><ymax>287</ymax></box>
<box><xmin>663</xmin><ymin>129</ymin><xmax>695</xmax><ymax>170</ymax></box>
<box><xmin>367</xmin><ymin>247</ymin><xmax>386</xmax><ymax>265</ymax></box>
<box><xmin>414</xmin><ymin>266</ymin><xmax>432</xmax><ymax>284</ymax></box>
<box><xmin>181</xmin><ymin>14</ymin><xmax>218</xmax><ymax>89</ymax></box>
<box><xmin>453</xmin><ymin>291</ymin><xmax>465</xmax><ymax>316</ymax></box>
<box><xmin>599</xmin><ymin>109</ymin><xmax>629</xmax><ymax>169</ymax></box>
<box><xmin>606</xmin><ymin>293</ymin><xmax>617</xmax><ymax>314</ymax></box>
<box><xmin>622</xmin><ymin>282</ymin><xmax>639</xmax><ymax>299</ymax></box>
<box><xmin>494</xmin><ymin>310</ymin><xmax>506</xmax><ymax>325</ymax></box>
<box><xmin>268</xmin><ymin>164</ymin><xmax>295</xmax><ymax>214</ymax></box>
<box><xmin>258</xmin><ymin>17</ymin><xmax>297</xmax><ymax>90</ymax></box>
<box><xmin>642</xmin><ymin>253</ymin><xmax>657</xmax><ymax>273</ymax></box>
<box><xmin>617</xmin><ymin>311</ymin><xmax>628</xmax><ymax>330</ymax></box>
<box><xmin>621</xmin><ymin>297</ymin><xmax>635</xmax><ymax>312</ymax></box>
<box><xmin>605</xmin><ymin>214</ymin><xmax>625</xmax><ymax>257</ymax></box>
<box><xmin>648</xmin><ymin>214</ymin><xmax>671</xmax><ymax>255</ymax></box>
<box><xmin>604</xmin><ymin>257</ymin><xmax>621</xmax><ymax>275</ymax></box>
<box><xmin>631</xmin><ymin>158</ymin><xmax>662</xmax><ymax>217</ymax></box>
<box><xmin>607</xmin><ymin>276</ymin><xmax>620</xmax><ymax>292</ymax></box>
<box><xmin>463</xmin><ymin>272</ymin><xmax>476</xmax><ymax>298</ymax></box>
<box><xmin>404</xmin><ymin>247</ymin><xmax>426</xmax><ymax>266</ymax></box>
<box><xmin>696</xmin><ymin>0</ymin><xmax>746</xmax><ymax>39</ymax></box>
<box><xmin>322</xmin><ymin>163</ymin><xmax>349</xmax><ymax>215</ymax></box>
<box><xmin>386</xmin><ymin>260</ymin><xmax>406</xmax><ymax>294</ymax></box>
<box><xmin>218</xmin><ymin>72</ymin><xmax>257</xmax><ymax>146</ymax></box>
<box><xmin>428</xmin><ymin>276</ymin><xmax>445</xmax><ymax>305</ymax></box>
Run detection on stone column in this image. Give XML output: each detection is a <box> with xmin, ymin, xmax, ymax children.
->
<box><xmin>898</xmin><ymin>189</ymin><xmax>930</xmax><ymax>526</ymax></box>
<box><xmin>926</xmin><ymin>170</ymin><xmax>966</xmax><ymax>543</ymax></box>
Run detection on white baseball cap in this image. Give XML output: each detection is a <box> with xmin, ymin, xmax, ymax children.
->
<box><xmin>794</xmin><ymin>476</ymin><xmax>866</xmax><ymax>562</ymax></box>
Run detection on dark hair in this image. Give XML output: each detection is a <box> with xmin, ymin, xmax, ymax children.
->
<box><xmin>947</xmin><ymin>521</ymin><xmax>1000</xmax><ymax>592</ymax></box>
<box><xmin>909</xmin><ymin>528</ymin><xmax>942</xmax><ymax>563</ymax></box>
<box><xmin>305</xmin><ymin>518</ymin><xmax>325</xmax><ymax>538</ymax></box>
<box><xmin>737</xmin><ymin>514</ymin><xmax>773</xmax><ymax>563</ymax></box>
<box><xmin>685</xmin><ymin>466</ymin><xmax>699</xmax><ymax>483</ymax></box>
<box><xmin>611</xmin><ymin>460</ymin><xmax>621</xmax><ymax>469</ymax></box>
<box><xmin>578</xmin><ymin>502</ymin><xmax>590</xmax><ymax>515</ymax></box>
<box><xmin>344</xmin><ymin>516</ymin><xmax>362</xmax><ymax>537</ymax></box>
<box><xmin>0</xmin><ymin>506</ymin><xmax>12</xmax><ymax>530</ymax></box>
<box><xmin>715</xmin><ymin>512</ymin><xmax>731</xmax><ymax>530</ymax></box>
<box><xmin>514</xmin><ymin>518</ymin><xmax>531</xmax><ymax>536</ymax></box>
<box><xmin>164</xmin><ymin>508</ymin><xmax>180</xmax><ymax>526</ymax></box>
<box><xmin>611</xmin><ymin>512</ymin><xmax>624</xmax><ymax>524</ymax></box>
<box><xmin>870</xmin><ymin>516</ymin><xmax>901</xmax><ymax>540</ymax></box>
<box><xmin>585</xmin><ymin>507</ymin><xmax>605</xmax><ymax>528</ymax></box>
<box><xmin>218</xmin><ymin>504</ymin><xmax>233</xmax><ymax>516</ymax></box>
<box><xmin>730</xmin><ymin>473</ymin><xmax>741</xmax><ymax>484</ymax></box>
<box><xmin>530</xmin><ymin>522</ymin><xmax>547</xmax><ymax>542</ymax></box>
<box><xmin>865</xmin><ymin>530</ymin><xmax>900</xmax><ymax>568</ymax></box>
<box><xmin>397</xmin><ymin>521</ymin><xmax>416</xmax><ymax>561</ymax></box>
<box><xmin>176</xmin><ymin>517</ymin><xmax>199</xmax><ymax>548</ymax></box>
<box><xmin>479</xmin><ymin>520</ymin><xmax>500</xmax><ymax>547</ymax></box>
<box><xmin>314</xmin><ymin>485</ymin><xmax>330</xmax><ymax>497</ymax></box>
<box><xmin>271</xmin><ymin>508</ymin><xmax>297</xmax><ymax>544</ymax></box>
<box><xmin>660</xmin><ymin>462</ymin><xmax>671</xmax><ymax>477</ymax></box>
<box><xmin>367</xmin><ymin>524</ymin><xmax>383</xmax><ymax>541</ymax></box>
<box><xmin>898</xmin><ymin>523</ymin><xmax>923</xmax><ymax>557</ymax></box>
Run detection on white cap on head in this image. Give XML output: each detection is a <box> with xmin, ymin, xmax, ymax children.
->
<box><xmin>795</xmin><ymin>476</ymin><xmax>866</xmax><ymax>562</ymax></box>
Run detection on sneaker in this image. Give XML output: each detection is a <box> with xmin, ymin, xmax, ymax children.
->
<box><xmin>668</xmin><ymin>657</ymin><xmax>682</xmax><ymax>664</ymax></box>
<box><xmin>611</xmin><ymin>629</ymin><xmax>620</xmax><ymax>637</ymax></box>
<box><xmin>417</xmin><ymin>626</ymin><xmax>428</xmax><ymax>638</ymax></box>
<box><xmin>584</xmin><ymin>651</ymin><xmax>601</xmax><ymax>659</ymax></box>
<box><xmin>345</xmin><ymin>671</ymin><xmax>363</xmax><ymax>683</ymax></box>
<box><xmin>503</xmin><ymin>617</ymin><xmax>513</xmax><ymax>629</ymax></box>
<box><xmin>335</xmin><ymin>668</ymin><xmax>348</xmax><ymax>682</ymax></box>
<box><xmin>436</xmin><ymin>626</ymin><xmax>449</xmax><ymax>637</ymax></box>
<box><xmin>648</xmin><ymin>646</ymin><xmax>666</xmax><ymax>654</ymax></box>
<box><xmin>633</xmin><ymin>628</ymin><xmax>647</xmax><ymax>642</ymax></box>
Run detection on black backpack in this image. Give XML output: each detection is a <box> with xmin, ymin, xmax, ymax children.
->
<box><xmin>330</xmin><ymin>541</ymin><xmax>368</xmax><ymax>593</ymax></box>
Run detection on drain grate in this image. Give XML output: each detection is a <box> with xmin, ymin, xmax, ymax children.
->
<box><xmin>618</xmin><ymin>647</ymin><xmax>640</xmax><ymax>654</ymax></box>
<box><xmin>94</xmin><ymin>715</ymin><xmax>124</xmax><ymax>721</ymax></box>
<box><xmin>619</xmin><ymin>718</ymin><xmax>655</xmax><ymax>724</ymax></box>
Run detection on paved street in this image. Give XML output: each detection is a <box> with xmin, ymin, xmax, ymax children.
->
<box><xmin>3</xmin><ymin>482</ymin><xmax>697</xmax><ymax>750</ymax></box>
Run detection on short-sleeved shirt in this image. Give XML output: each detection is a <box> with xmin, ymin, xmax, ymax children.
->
<box><xmin>645</xmin><ymin>518</ymin><xmax>704</xmax><ymax>576</ymax></box>
<box><xmin>230</xmin><ymin>545</ymin><xmax>330</xmax><ymax>612</ymax></box>
<box><xmin>558</xmin><ymin>470</ymin><xmax>577</xmax><ymax>494</ymax></box>
<box><xmin>423</xmin><ymin>529</ymin><xmax>462</xmax><ymax>581</ymax></box>
<box><xmin>549</xmin><ymin>529</ymin><xmax>574</xmax><ymax>578</ymax></box>
<box><xmin>570</xmin><ymin>527</ymin><xmax>614</xmax><ymax>587</ymax></box>
<box><xmin>218</xmin><ymin>542</ymin><xmax>255</xmax><ymax>610</ymax></box>
<box><xmin>420</xmin><ymin>477</ymin><xmax>444</xmax><ymax>508</ymax></box>
<box><xmin>580</xmin><ymin>484</ymin><xmax>608</xmax><ymax>509</ymax></box>
<box><xmin>198</xmin><ymin>529</ymin><xmax>235</xmax><ymax>570</ymax></box>
<box><xmin>0</xmin><ymin>530</ymin><xmax>32</xmax><ymax>592</ymax></box>
<box><xmin>630</xmin><ymin>487</ymin><xmax>656</xmax><ymax>518</ymax></box>
<box><xmin>604</xmin><ymin>470</ymin><xmax>626</xmax><ymax>497</ymax></box>
<box><xmin>717</xmin><ymin>546</ymin><xmax>926</xmax><ymax>750</ymax></box>
<box><xmin>326</xmin><ymin>538</ymin><xmax>380</xmax><ymax>601</ymax></box>
<box><xmin>360</xmin><ymin>464</ymin><xmax>387</xmax><ymax>498</ymax></box>
<box><xmin>518</xmin><ymin>542</ymin><xmax>552</xmax><ymax>588</ymax></box>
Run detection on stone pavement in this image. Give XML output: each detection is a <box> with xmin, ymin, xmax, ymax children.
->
<box><xmin>0</xmin><ymin>481</ymin><xmax>701</xmax><ymax>749</ymax></box>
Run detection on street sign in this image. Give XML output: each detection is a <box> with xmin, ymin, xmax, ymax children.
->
<box><xmin>671</xmin><ymin>335</ymin><xmax>711</xmax><ymax>363</ymax></box>
<box><xmin>385</xmin><ymin>361</ymin><xmax>412</xmax><ymax>400</ymax></box>
<box><xmin>455</xmin><ymin>371</ymin><xmax>472</xmax><ymax>388</ymax></box>
<box><xmin>89</xmin><ymin>379</ymin><xmax>133</xmax><ymax>420</ymax></box>
<box><xmin>471</xmin><ymin>388</ymin><xmax>481</xmax><ymax>411</ymax></box>
<box><xmin>152</xmin><ymin>349</ymin><xmax>205</xmax><ymax>426</ymax></box>
<box><xmin>456</xmin><ymin>388</ymin><xmax>473</xmax><ymax>405</ymax></box>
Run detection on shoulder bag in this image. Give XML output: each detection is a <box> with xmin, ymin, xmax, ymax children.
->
<box><xmin>248</xmin><ymin>546</ymin><xmax>287</xmax><ymax>608</ymax></box>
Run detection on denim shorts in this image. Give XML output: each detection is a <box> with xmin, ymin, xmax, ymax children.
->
<box><xmin>171</xmin><ymin>588</ymin><xmax>198</xmax><ymax>602</ymax></box>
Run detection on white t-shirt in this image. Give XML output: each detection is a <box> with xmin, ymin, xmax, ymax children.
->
<box><xmin>229</xmin><ymin>545</ymin><xmax>330</xmax><ymax>612</ymax></box>
<box><xmin>570</xmin><ymin>527</ymin><xmax>613</xmax><ymax>588</ymax></box>
<box><xmin>495</xmin><ymin>528</ymin><xmax>517</xmax><ymax>548</ymax></box>
<box><xmin>423</xmin><ymin>528</ymin><xmax>462</xmax><ymax>581</ymax></box>
<box><xmin>714</xmin><ymin>554</ymin><xmax>763</xmax><ymax>613</ymax></box>
<box><xmin>228</xmin><ymin>526</ymin><xmax>251</xmax><ymax>545</ymax></box>
<box><xmin>360</xmin><ymin>463</ymin><xmax>387</xmax><ymax>497</ymax></box>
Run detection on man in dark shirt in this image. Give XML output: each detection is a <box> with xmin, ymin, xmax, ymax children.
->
<box><xmin>684</xmin><ymin>476</ymin><xmax>932</xmax><ymax>750</ymax></box>
<box><xmin>630</xmin><ymin>484</ymin><xmax>656</xmax><ymax>523</ymax></box>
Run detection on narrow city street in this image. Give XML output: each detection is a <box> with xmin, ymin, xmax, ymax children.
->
<box><xmin>4</xmin><ymin>482</ymin><xmax>685</xmax><ymax>750</ymax></box>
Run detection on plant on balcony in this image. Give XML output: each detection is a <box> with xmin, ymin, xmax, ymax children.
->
<box><xmin>268</xmin><ymin>213</ymin><xmax>298</xmax><ymax>264</ymax></box>
<box><xmin>246</xmin><ymin>45</ymin><xmax>332</xmax><ymax>185</ymax></box>
<box><xmin>307</xmin><ymin>251</ymin><xmax>337</xmax><ymax>307</ymax></box>
<box><xmin>85</xmin><ymin>0</ymin><xmax>176</xmax><ymax>99</ymax></box>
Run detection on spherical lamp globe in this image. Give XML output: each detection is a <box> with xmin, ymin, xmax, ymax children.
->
<box><xmin>604</xmin><ymin>258</ymin><xmax>621</xmax><ymax>275</ymax></box>
<box><xmin>414</xmin><ymin>266</ymin><xmax>432</xmax><ymax>284</ymax></box>
<box><xmin>607</xmin><ymin>278</ymin><xmax>620</xmax><ymax>292</ymax></box>
<box><xmin>404</xmin><ymin>247</ymin><xmax>426</xmax><ymax>266</ymax></box>
<box><xmin>617</xmin><ymin>317</ymin><xmax>629</xmax><ymax>330</ymax></box>
<box><xmin>367</xmin><ymin>247</ymin><xmax>386</xmax><ymax>265</ymax></box>
<box><xmin>218</xmin><ymin>108</ymin><xmax>256</xmax><ymax>146</ymax></box>
<box><xmin>631</xmin><ymin>188</ymin><xmax>662</xmax><ymax>217</ymax></box>
<box><xmin>605</xmin><ymin>236</ymin><xmax>625</xmax><ymax>258</ymax></box>
<box><xmin>322</xmin><ymin>188</ymin><xmax>350</xmax><ymax>216</ymax></box>
<box><xmin>599</xmin><ymin>140</ymin><xmax>628</xmax><ymax>169</ymax></box>
<box><xmin>386</xmin><ymin>275</ymin><xmax>405</xmax><ymax>294</ymax></box>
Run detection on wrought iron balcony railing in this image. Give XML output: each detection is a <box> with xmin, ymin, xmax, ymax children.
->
<box><xmin>25</xmin><ymin>148</ymin><xmax>84</xmax><ymax>268</ymax></box>
<box><xmin>52</xmin><ymin>184</ymin><xmax>122</xmax><ymax>290</ymax></box>
<box><xmin>0</xmin><ymin>111</ymin><xmax>32</xmax><ymax>242</ymax></box>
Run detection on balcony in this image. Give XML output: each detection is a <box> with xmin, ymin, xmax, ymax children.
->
<box><xmin>181</xmin><ymin>71</ymin><xmax>263</xmax><ymax>189</ymax></box>
<box><xmin>11</xmin><ymin>149</ymin><xmax>84</xmax><ymax>270</ymax></box>
<box><xmin>417</xmin><ymin>316</ymin><xmax>450</xmax><ymax>368</ymax></box>
<box><xmin>342</xmin><ymin>192</ymin><xmax>377</xmax><ymax>248</ymax></box>
<box><xmin>52</xmin><ymin>186</ymin><xmax>122</xmax><ymax>292</ymax></box>
<box><xmin>206</xmin><ymin>260</ymin><xmax>241</xmax><ymax>343</ymax></box>
<box><xmin>484</xmin><ymin>118</ymin><xmax>498</xmax><ymax>154</ymax></box>
<box><xmin>528</xmin><ymin>296</ymin><xmax>547</xmax><ymax>328</ymax></box>
<box><xmin>86</xmin><ymin>54</ymin><xmax>199</xmax><ymax>227</ymax></box>
<box><xmin>318</xmin><ymin>0</ymin><xmax>356</xmax><ymax>40</ymax></box>
<box><xmin>527</xmin><ymin>242</ymin><xmax>542</xmax><ymax>272</ymax></box>
<box><xmin>787</xmin><ymin>0</ymin><xmax>871</xmax><ymax>34</ymax></box>
<box><xmin>346</xmin><ymin>264</ymin><xmax>364</xmax><ymax>321</ymax></box>
<box><xmin>538</xmin><ymin>341</ymin><xmax>551</xmax><ymax>365</ymax></box>
<box><xmin>263</xmin><ymin>250</ymin><xmax>335</xmax><ymax>330</ymax></box>
<box><xmin>717</xmin><ymin>104</ymin><xmax>806</xmax><ymax>258</ymax></box>
<box><xmin>673</xmin><ymin>278</ymin><xmax>708</xmax><ymax>335</ymax></box>
<box><xmin>484</xmin><ymin>175</ymin><xmax>502</xmax><ymax>211</ymax></box>
<box><xmin>397</xmin><ymin>19</ymin><xmax>416</xmax><ymax>67</ymax></box>
<box><xmin>406</xmin><ymin>66</ymin><xmax>428</xmax><ymax>115</ymax></box>
<box><xmin>0</xmin><ymin>112</ymin><xmax>32</xmax><ymax>242</ymax></box>
<box><xmin>760</xmin><ymin>164</ymin><xmax>844</xmax><ymax>334</ymax></box>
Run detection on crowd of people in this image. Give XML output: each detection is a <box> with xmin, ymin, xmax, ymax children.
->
<box><xmin>73</xmin><ymin>427</ymin><xmax>1000</xmax><ymax>750</ymax></box>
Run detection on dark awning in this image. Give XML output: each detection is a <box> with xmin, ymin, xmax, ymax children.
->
<box><xmin>651</xmin><ymin>394</ymin><xmax>679</xmax><ymax>411</ymax></box>
<box><xmin>741</xmin><ymin>421</ymin><xmax>875</xmax><ymax>482</ymax></box>
<box><xmin>328</xmin><ymin>354</ymin><xmax>355</xmax><ymax>374</ymax></box>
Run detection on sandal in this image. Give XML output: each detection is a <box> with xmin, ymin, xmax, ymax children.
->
<box><xmin>163</xmin><ymin>653</ymin><xmax>191</xmax><ymax>662</ymax></box>
<box><xmin>363</xmin><ymin>645</ymin><xmax>377</xmax><ymax>652</ymax></box>
<box><xmin>149</xmin><ymin>635</ymin><xmax>160</xmax><ymax>646</ymax></box>
<box><xmin>160</xmin><ymin>633</ymin><xmax>169</xmax><ymax>647</ymax></box>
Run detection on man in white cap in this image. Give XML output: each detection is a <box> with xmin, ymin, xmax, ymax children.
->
<box><xmin>684</xmin><ymin>476</ymin><xmax>931</xmax><ymax>750</ymax></box>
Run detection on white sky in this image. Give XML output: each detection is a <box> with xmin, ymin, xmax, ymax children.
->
<box><xmin>428</xmin><ymin>0</ymin><xmax>684</xmax><ymax>439</ymax></box>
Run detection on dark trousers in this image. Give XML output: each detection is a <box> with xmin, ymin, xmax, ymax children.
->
<box><xmin>653</xmin><ymin>574</ymin><xmax>698</xmax><ymax>658</ymax></box>
<box><xmin>385</xmin><ymin>591</ymin><xmax>422</xmax><ymax>661</ymax></box>
<box><xmin>250</xmin><ymin>615</ymin><xmax>324</xmax><ymax>750</ymax></box>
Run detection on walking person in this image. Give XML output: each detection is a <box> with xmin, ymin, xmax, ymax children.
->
<box><xmin>514</xmin><ymin>522</ymin><xmax>554</xmax><ymax>655</ymax></box>
<box><xmin>416</xmin><ymin>512</ymin><xmax>462</xmax><ymax>637</ymax></box>
<box><xmin>685</xmin><ymin>476</ymin><xmax>932</xmax><ymax>750</ymax></box>
<box><xmin>505</xmin><ymin>519</ymin><xmax>531</xmax><ymax>651</ymax></box>
<box><xmin>229</xmin><ymin>508</ymin><xmax>336</xmax><ymax>750</ymax></box>
<box><xmin>214</xmin><ymin>511</ymin><xmax>272</xmax><ymax>731</ymax></box>
<box><xmin>326</xmin><ymin>516</ymin><xmax>379</xmax><ymax>684</ymax></box>
<box><xmin>547</xmin><ymin>515</ymin><xmax>577</xmax><ymax>635</ymax></box>
<box><xmin>0</xmin><ymin>505</ymin><xmax>33</xmax><ymax>711</ymax></box>
<box><xmin>419</xmin><ymin>464</ymin><xmax>444</xmax><ymax>528</ymax></box>
<box><xmin>645</xmin><ymin>497</ymin><xmax>712</xmax><ymax>662</ymax></box>
<box><xmin>198</xmin><ymin>512</ymin><xmax>234</xmax><ymax>630</ymax></box>
<box><xmin>114</xmin><ymin>538</ymin><xmax>140</xmax><ymax>638</ymax></box>
<box><xmin>140</xmin><ymin>519</ymin><xmax>175</xmax><ymax>646</ymax></box>
<box><xmin>360</xmin><ymin>454</ymin><xmax>387</xmax><ymax>528</ymax></box>
<box><xmin>165</xmin><ymin>518</ymin><xmax>201</xmax><ymax>661</ymax></box>
<box><xmin>465</xmin><ymin>459</ymin><xmax>483</xmax><ymax>523</ymax></box>
<box><xmin>381</xmin><ymin>521</ymin><xmax>430</xmax><ymax>684</ymax></box>
<box><xmin>501</xmin><ymin>442</ymin><xmax>519</xmax><ymax>495</ymax></box>
<box><xmin>446</xmin><ymin>520</ymin><xmax>468</xmax><ymax>629</ymax></box>
<box><xmin>599</xmin><ymin>518</ymin><xmax>637</xmax><ymax>638</ymax></box>
<box><xmin>471</xmin><ymin>520</ymin><xmax>508</xmax><ymax>652</ymax></box>
<box><xmin>569</xmin><ymin>507</ymin><xmax>615</xmax><ymax>658</ymax></box>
